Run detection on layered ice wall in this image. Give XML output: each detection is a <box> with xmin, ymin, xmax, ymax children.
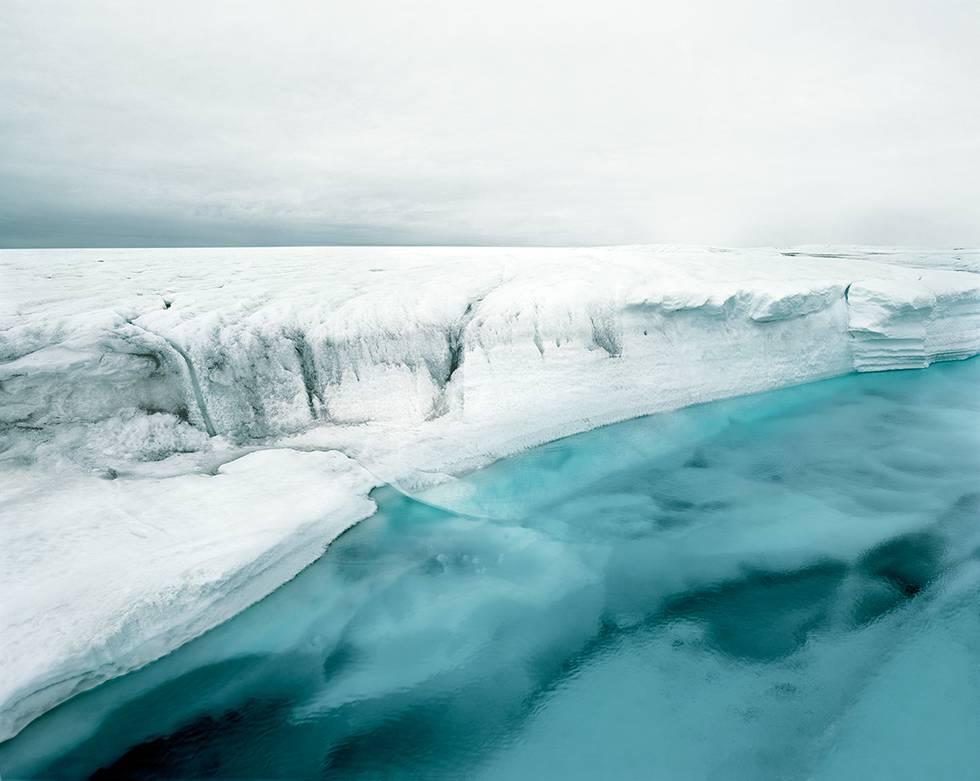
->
<box><xmin>4</xmin><ymin>246</ymin><xmax>979</xmax><ymax>447</ymax></box>
<box><xmin>1</xmin><ymin>245</ymin><xmax>979</xmax><ymax>742</ymax></box>
<box><xmin>847</xmin><ymin>278</ymin><xmax>980</xmax><ymax>371</ymax></box>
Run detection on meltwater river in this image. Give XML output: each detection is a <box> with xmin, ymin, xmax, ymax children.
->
<box><xmin>2</xmin><ymin>360</ymin><xmax>979</xmax><ymax>779</ymax></box>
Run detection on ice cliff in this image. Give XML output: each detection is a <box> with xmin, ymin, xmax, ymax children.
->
<box><xmin>1</xmin><ymin>244</ymin><xmax>979</xmax><ymax>741</ymax></box>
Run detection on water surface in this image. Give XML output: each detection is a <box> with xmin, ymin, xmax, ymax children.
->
<box><xmin>3</xmin><ymin>360</ymin><xmax>979</xmax><ymax>779</ymax></box>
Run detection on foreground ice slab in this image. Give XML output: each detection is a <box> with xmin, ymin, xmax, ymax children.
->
<box><xmin>1</xmin><ymin>244</ymin><xmax>978</xmax><ymax>741</ymax></box>
<box><xmin>0</xmin><ymin>450</ymin><xmax>376</xmax><ymax>742</ymax></box>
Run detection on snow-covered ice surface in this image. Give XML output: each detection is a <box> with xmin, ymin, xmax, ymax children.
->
<box><xmin>1</xmin><ymin>244</ymin><xmax>979</xmax><ymax>741</ymax></box>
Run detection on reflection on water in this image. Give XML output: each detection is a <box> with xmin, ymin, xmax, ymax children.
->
<box><xmin>2</xmin><ymin>360</ymin><xmax>979</xmax><ymax>780</ymax></box>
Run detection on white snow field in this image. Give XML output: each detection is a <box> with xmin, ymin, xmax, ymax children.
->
<box><xmin>1</xmin><ymin>244</ymin><xmax>979</xmax><ymax>741</ymax></box>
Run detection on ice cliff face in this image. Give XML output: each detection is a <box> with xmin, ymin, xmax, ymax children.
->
<box><xmin>1</xmin><ymin>244</ymin><xmax>978</xmax><ymax>743</ymax></box>
<box><xmin>3</xmin><ymin>246</ymin><xmax>978</xmax><ymax>450</ymax></box>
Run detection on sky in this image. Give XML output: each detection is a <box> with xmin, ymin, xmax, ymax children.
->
<box><xmin>2</xmin><ymin>0</ymin><xmax>979</xmax><ymax>248</ymax></box>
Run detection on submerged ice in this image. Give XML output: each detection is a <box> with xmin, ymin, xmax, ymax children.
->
<box><xmin>2</xmin><ymin>359</ymin><xmax>978</xmax><ymax>780</ymax></box>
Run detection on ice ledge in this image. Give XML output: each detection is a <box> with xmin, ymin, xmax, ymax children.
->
<box><xmin>3</xmin><ymin>246</ymin><xmax>979</xmax><ymax>445</ymax></box>
<box><xmin>0</xmin><ymin>449</ymin><xmax>377</xmax><ymax>744</ymax></box>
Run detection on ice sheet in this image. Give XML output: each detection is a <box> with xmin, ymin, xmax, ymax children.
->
<box><xmin>1</xmin><ymin>244</ymin><xmax>978</xmax><ymax>740</ymax></box>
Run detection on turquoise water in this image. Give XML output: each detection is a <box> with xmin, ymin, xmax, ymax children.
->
<box><xmin>3</xmin><ymin>360</ymin><xmax>979</xmax><ymax>779</ymax></box>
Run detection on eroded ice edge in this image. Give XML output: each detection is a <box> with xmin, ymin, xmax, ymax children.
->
<box><xmin>1</xmin><ymin>244</ymin><xmax>978</xmax><ymax>741</ymax></box>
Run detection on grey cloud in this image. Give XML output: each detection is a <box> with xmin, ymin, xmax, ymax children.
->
<box><xmin>2</xmin><ymin>0</ymin><xmax>979</xmax><ymax>247</ymax></box>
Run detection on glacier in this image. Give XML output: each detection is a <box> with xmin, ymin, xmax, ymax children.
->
<box><xmin>1</xmin><ymin>244</ymin><xmax>979</xmax><ymax>742</ymax></box>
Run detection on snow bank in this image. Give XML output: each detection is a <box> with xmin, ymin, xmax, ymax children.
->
<box><xmin>1</xmin><ymin>244</ymin><xmax>978</xmax><ymax>741</ymax></box>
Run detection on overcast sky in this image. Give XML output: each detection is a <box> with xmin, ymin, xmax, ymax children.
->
<box><xmin>2</xmin><ymin>0</ymin><xmax>979</xmax><ymax>248</ymax></box>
